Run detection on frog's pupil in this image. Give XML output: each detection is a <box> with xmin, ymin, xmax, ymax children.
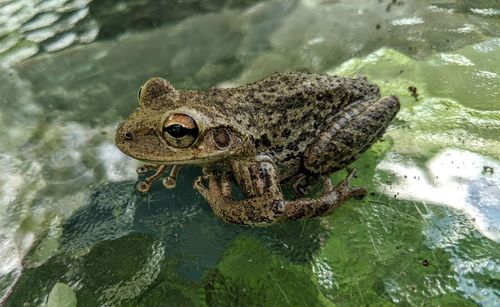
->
<box><xmin>165</xmin><ymin>124</ymin><xmax>190</xmax><ymax>138</ymax></box>
<box><xmin>137</xmin><ymin>87</ymin><xmax>142</xmax><ymax>99</ymax></box>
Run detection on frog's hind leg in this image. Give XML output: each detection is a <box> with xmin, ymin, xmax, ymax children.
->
<box><xmin>194</xmin><ymin>160</ymin><xmax>367</xmax><ymax>226</ymax></box>
<box><xmin>303</xmin><ymin>95</ymin><xmax>400</xmax><ymax>174</ymax></box>
<box><xmin>284</xmin><ymin>169</ymin><xmax>368</xmax><ymax>220</ymax></box>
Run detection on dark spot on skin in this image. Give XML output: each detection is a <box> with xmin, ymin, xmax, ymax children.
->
<box><xmin>250</xmin><ymin>172</ymin><xmax>257</xmax><ymax>181</ymax></box>
<box><xmin>260</xmin><ymin>134</ymin><xmax>272</xmax><ymax>147</ymax></box>
<box><xmin>422</xmin><ymin>259</ymin><xmax>430</xmax><ymax>267</ymax></box>
<box><xmin>272</xmin><ymin>145</ymin><xmax>284</xmax><ymax>154</ymax></box>
<box><xmin>290</xmin><ymin>206</ymin><xmax>307</xmax><ymax>220</ymax></box>
<box><xmin>316</xmin><ymin>202</ymin><xmax>331</xmax><ymax>215</ymax></box>
<box><xmin>375</xmin><ymin>23</ymin><xmax>381</xmax><ymax>30</ymax></box>
<box><xmin>298</xmin><ymin>131</ymin><xmax>312</xmax><ymax>142</ymax></box>
<box><xmin>281</xmin><ymin>128</ymin><xmax>291</xmax><ymax>138</ymax></box>
<box><xmin>255</xmin><ymin>134</ymin><xmax>272</xmax><ymax>148</ymax></box>
<box><xmin>338</xmin><ymin>131</ymin><xmax>354</xmax><ymax>146</ymax></box>
<box><xmin>284</xmin><ymin>153</ymin><xmax>295</xmax><ymax>162</ymax></box>
<box><xmin>286</xmin><ymin>141</ymin><xmax>299</xmax><ymax>152</ymax></box>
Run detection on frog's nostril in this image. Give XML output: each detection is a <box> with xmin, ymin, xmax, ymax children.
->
<box><xmin>124</xmin><ymin>131</ymin><xmax>134</xmax><ymax>140</ymax></box>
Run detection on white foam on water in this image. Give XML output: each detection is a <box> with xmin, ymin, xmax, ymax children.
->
<box><xmin>97</xmin><ymin>141</ymin><xmax>138</xmax><ymax>182</ymax></box>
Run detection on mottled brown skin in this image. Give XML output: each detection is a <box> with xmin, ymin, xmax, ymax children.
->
<box><xmin>115</xmin><ymin>72</ymin><xmax>400</xmax><ymax>226</ymax></box>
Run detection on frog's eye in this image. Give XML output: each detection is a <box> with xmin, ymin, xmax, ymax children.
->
<box><xmin>162</xmin><ymin>114</ymin><xmax>199</xmax><ymax>148</ymax></box>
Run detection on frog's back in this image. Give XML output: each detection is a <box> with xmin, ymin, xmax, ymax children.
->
<box><xmin>218</xmin><ymin>72</ymin><xmax>383</xmax><ymax>179</ymax></box>
<box><xmin>238</xmin><ymin>73</ymin><xmax>377</xmax><ymax>139</ymax></box>
<box><xmin>231</xmin><ymin>72</ymin><xmax>380</xmax><ymax>135</ymax></box>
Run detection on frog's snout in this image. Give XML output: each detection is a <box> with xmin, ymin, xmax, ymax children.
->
<box><xmin>115</xmin><ymin>121</ymin><xmax>134</xmax><ymax>144</ymax></box>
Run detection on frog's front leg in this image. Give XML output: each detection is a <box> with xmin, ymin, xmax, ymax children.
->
<box><xmin>194</xmin><ymin>160</ymin><xmax>367</xmax><ymax>226</ymax></box>
<box><xmin>194</xmin><ymin>164</ymin><xmax>285</xmax><ymax>226</ymax></box>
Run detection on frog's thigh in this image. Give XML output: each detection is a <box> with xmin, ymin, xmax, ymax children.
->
<box><xmin>304</xmin><ymin>96</ymin><xmax>399</xmax><ymax>174</ymax></box>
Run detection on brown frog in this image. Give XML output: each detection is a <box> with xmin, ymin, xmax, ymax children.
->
<box><xmin>115</xmin><ymin>72</ymin><xmax>400</xmax><ymax>226</ymax></box>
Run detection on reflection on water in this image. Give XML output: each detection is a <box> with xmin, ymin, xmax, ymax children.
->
<box><xmin>0</xmin><ymin>0</ymin><xmax>263</xmax><ymax>63</ymax></box>
<box><xmin>0</xmin><ymin>0</ymin><xmax>499</xmax><ymax>305</ymax></box>
<box><xmin>378</xmin><ymin>149</ymin><xmax>500</xmax><ymax>242</ymax></box>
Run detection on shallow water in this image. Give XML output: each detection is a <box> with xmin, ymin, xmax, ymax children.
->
<box><xmin>0</xmin><ymin>0</ymin><xmax>499</xmax><ymax>305</ymax></box>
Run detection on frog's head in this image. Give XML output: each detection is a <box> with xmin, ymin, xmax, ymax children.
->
<box><xmin>116</xmin><ymin>77</ymin><xmax>254</xmax><ymax>165</ymax></box>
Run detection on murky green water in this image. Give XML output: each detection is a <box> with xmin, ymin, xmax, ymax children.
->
<box><xmin>1</xmin><ymin>0</ymin><xmax>499</xmax><ymax>306</ymax></box>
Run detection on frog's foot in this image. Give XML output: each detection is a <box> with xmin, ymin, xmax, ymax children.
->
<box><xmin>336</xmin><ymin>168</ymin><xmax>368</xmax><ymax>201</ymax></box>
<box><xmin>283</xmin><ymin>169</ymin><xmax>367</xmax><ymax>220</ymax></box>
<box><xmin>162</xmin><ymin>165</ymin><xmax>181</xmax><ymax>189</ymax></box>
<box><xmin>193</xmin><ymin>171</ymin><xmax>232</xmax><ymax>199</ymax></box>
<box><xmin>136</xmin><ymin>165</ymin><xmax>167</xmax><ymax>193</ymax></box>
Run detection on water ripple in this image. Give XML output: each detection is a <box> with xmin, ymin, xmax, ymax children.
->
<box><xmin>0</xmin><ymin>0</ymin><xmax>97</xmax><ymax>63</ymax></box>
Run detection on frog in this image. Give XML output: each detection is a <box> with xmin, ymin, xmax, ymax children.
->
<box><xmin>115</xmin><ymin>72</ymin><xmax>400</xmax><ymax>226</ymax></box>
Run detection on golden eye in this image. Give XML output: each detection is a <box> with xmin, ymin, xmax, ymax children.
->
<box><xmin>162</xmin><ymin>114</ymin><xmax>199</xmax><ymax>148</ymax></box>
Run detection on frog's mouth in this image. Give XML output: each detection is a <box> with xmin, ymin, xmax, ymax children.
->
<box><xmin>135</xmin><ymin>155</ymin><xmax>225</xmax><ymax>166</ymax></box>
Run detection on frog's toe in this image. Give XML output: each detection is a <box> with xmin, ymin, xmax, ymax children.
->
<box><xmin>136</xmin><ymin>163</ymin><xmax>159</xmax><ymax>175</ymax></box>
<box><xmin>350</xmin><ymin>187</ymin><xmax>368</xmax><ymax>200</ymax></box>
<box><xmin>162</xmin><ymin>177</ymin><xmax>176</xmax><ymax>189</ymax></box>
<box><xmin>136</xmin><ymin>166</ymin><xmax>149</xmax><ymax>175</ymax></box>
<box><xmin>337</xmin><ymin>168</ymin><xmax>368</xmax><ymax>200</ymax></box>
<box><xmin>136</xmin><ymin>181</ymin><xmax>152</xmax><ymax>193</ymax></box>
<box><xmin>193</xmin><ymin>176</ymin><xmax>208</xmax><ymax>193</ymax></box>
